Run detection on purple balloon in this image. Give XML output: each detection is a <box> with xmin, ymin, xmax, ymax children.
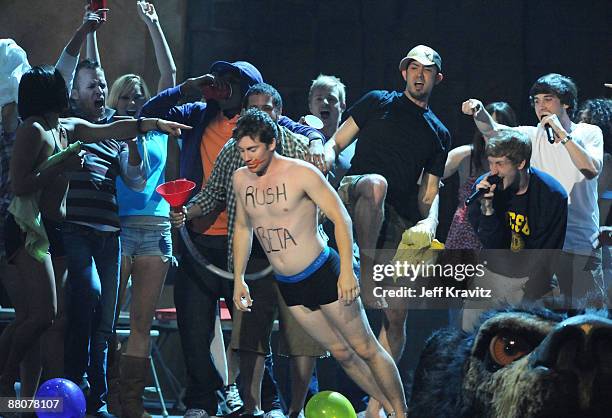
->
<box><xmin>35</xmin><ymin>378</ymin><xmax>86</xmax><ymax>418</ymax></box>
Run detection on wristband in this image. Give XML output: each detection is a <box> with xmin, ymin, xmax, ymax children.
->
<box><xmin>309</xmin><ymin>136</ymin><xmax>324</xmax><ymax>144</ymax></box>
<box><xmin>560</xmin><ymin>134</ymin><xmax>572</xmax><ymax>145</ymax></box>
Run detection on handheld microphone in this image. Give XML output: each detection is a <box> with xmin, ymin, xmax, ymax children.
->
<box><xmin>544</xmin><ymin>124</ymin><xmax>555</xmax><ymax>144</ymax></box>
<box><xmin>465</xmin><ymin>175</ymin><xmax>501</xmax><ymax>206</ymax></box>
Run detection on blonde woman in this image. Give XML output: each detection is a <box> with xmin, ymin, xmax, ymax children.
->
<box><xmin>89</xmin><ymin>2</ymin><xmax>179</xmax><ymax>417</ymax></box>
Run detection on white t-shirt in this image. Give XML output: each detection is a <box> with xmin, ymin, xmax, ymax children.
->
<box><xmin>517</xmin><ymin>122</ymin><xmax>603</xmax><ymax>254</ymax></box>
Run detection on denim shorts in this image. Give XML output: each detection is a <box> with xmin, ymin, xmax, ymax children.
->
<box><xmin>120</xmin><ymin>216</ymin><xmax>173</xmax><ymax>260</ymax></box>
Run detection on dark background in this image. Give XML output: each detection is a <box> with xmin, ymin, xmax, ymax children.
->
<box><xmin>1</xmin><ymin>0</ymin><xmax>610</xmax><ymax>409</ymax></box>
<box><xmin>184</xmin><ymin>0</ymin><xmax>611</xmax><ymax>238</ymax></box>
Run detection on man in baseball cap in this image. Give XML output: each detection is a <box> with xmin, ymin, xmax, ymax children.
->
<box><xmin>398</xmin><ymin>44</ymin><xmax>442</xmax><ymax>73</ymax></box>
<box><xmin>321</xmin><ymin>44</ymin><xmax>450</xmax><ymax>416</ymax></box>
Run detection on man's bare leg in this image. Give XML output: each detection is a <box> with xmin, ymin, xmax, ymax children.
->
<box><xmin>288</xmin><ymin>356</ymin><xmax>316</xmax><ymax>415</ymax></box>
<box><xmin>324</xmin><ymin>300</ymin><xmax>406</xmax><ymax>417</ymax></box>
<box><xmin>367</xmin><ymin>308</ymin><xmax>408</xmax><ymax>417</ymax></box>
<box><xmin>289</xmin><ymin>302</ymin><xmax>403</xmax><ymax>411</ymax></box>
<box><xmin>239</xmin><ymin>351</ymin><xmax>266</xmax><ymax>415</ymax></box>
<box><xmin>352</xmin><ymin>175</ymin><xmax>387</xmax><ymax>307</ymax></box>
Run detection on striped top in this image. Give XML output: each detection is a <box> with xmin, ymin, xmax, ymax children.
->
<box><xmin>65</xmin><ymin>139</ymin><xmax>146</xmax><ymax>231</ymax></box>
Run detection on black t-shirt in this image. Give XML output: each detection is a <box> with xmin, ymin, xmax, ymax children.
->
<box><xmin>346</xmin><ymin>90</ymin><xmax>450</xmax><ymax>222</ymax></box>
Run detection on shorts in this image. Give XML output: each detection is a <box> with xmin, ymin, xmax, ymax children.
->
<box><xmin>277</xmin><ymin>247</ymin><xmax>341</xmax><ymax>309</ymax></box>
<box><xmin>338</xmin><ymin>174</ymin><xmax>412</xmax><ymax>251</ymax></box>
<box><xmin>120</xmin><ymin>216</ymin><xmax>173</xmax><ymax>261</ymax></box>
<box><xmin>4</xmin><ymin>213</ymin><xmax>65</xmax><ymax>261</ymax></box>
<box><xmin>337</xmin><ymin>175</ymin><xmax>366</xmax><ymax>213</ymax></box>
<box><xmin>230</xmin><ymin>276</ymin><xmax>328</xmax><ymax>358</ymax></box>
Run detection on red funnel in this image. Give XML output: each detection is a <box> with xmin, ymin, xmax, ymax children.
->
<box><xmin>156</xmin><ymin>179</ymin><xmax>196</xmax><ymax>211</ymax></box>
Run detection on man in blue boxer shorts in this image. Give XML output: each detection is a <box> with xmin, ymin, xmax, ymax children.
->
<box><xmin>232</xmin><ymin>108</ymin><xmax>407</xmax><ymax>418</ymax></box>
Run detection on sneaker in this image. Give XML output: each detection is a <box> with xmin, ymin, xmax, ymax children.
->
<box><xmin>223</xmin><ymin>383</ymin><xmax>244</xmax><ymax>414</ymax></box>
<box><xmin>184</xmin><ymin>408</ymin><xmax>212</xmax><ymax>418</ymax></box>
<box><xmin>288</xmin><ymin>411</ymin><xmax>305</xmax><ymax>418</ymax></box>
<box><xmin>263</xmin><ymin>409</ymin><xmax>285</xmax><ymax>418</ymax></box>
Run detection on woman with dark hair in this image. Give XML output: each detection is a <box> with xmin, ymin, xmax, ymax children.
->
<box><xmin>0</xmin><ymin>64</ymin><xmax>187</xmax><ymax>397</ymax></box>
<box><xmin>443</xmin><ymin>102</ymin><xmax>517</xmax><ymax>249</ymax></box>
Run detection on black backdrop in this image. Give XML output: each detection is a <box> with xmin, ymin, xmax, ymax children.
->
<box><xmin>184</xmin><ymin>0</ymin><xmax>611</xmax><ymax>238</ymax></box>
<box><xmin>184</xmin><ymin>0</ymin><xmax>610</xmax><ymax>401</ymax></box>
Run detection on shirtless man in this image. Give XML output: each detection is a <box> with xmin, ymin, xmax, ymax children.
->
<box><xmin>232</xmin><ymin>108</ymin><xmax>407</xmax><ymax>418</ymax></box>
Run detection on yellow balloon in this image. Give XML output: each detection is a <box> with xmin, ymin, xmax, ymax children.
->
<box><xmin>305</xmin><ymin>391</ymin><xmax>357</xmax><ymax>418</ymax></box>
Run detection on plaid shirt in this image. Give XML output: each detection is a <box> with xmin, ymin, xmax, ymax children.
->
<box><xmin>187</xmin><ymin>125</ymin><xmax>309</xmax><ymax>271</ymax></box>
<box><xmin>0</xmin><ymin>132</ymin><xmax>15</xmax><ymax>259</ymax></box>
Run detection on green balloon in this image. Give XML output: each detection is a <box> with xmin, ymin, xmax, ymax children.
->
<box><xmin>305</xmin><ymin>391</ymin><xmax>357</xmax><ymax>418</ymax></box>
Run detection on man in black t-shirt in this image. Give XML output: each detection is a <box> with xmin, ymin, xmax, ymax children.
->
<box><xmin>322</xmin><ymin>44</ymin><xmax>450</xmax><ymax>415</ymax></box>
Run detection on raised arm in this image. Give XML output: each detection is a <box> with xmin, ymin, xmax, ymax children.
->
<box><xmin>462</xmin><ymin>99</ymin><xmax>509</xmax><ymax>138</ymax></box>
<box><xmin>56</xmin><ymin>7</ymin><xmax>104</xmax><ymax>92</ymax></box>
<box><xmin>323</xmin><ymin>116</ymin><xmax>360</xmax><ymax>172</ymax></box>
<box><xmin>232</xmin><ymin>172</ymin><xmax>255</xmax><ymax>311</ymax></box>
<box><xmin>84</xmin><ymin>3</ymin><xmax>102</xmax><ymax>64</ymax></box>
<box><xmin>301</xmin><ymin>164</ymin><xmax>359</xmax><ymax>303</ymax></box>
<box><xmin>137</xmin><ymin>1</ymin><xmax>176</xmax><ymax>92</ymax></box>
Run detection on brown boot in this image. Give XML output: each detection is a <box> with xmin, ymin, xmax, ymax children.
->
<box><xmin>119</xmin><ymin>354</ymin><xmax>153</xmax><ymax>418</ymax></box>
<box><xmin>107</xmin><ymin>336</ymin><xmax>122</xmax><ymax>416</ymax></box>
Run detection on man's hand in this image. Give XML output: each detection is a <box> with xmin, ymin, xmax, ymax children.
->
<box><xmin>322</xmin><ymin>142</ymin><xmax>337</xmax><ymax>173</ymax></box>
<box><xmin>461</xmin><ymin>99</ymin><xmax>484</xmax><ymax>116</ymax></box>
<box><xmin>169</xmin><ymin>206</ymin><xmax>187</xmax><ymax>228</ymax></box>
<box><xmin>540</xmin><ymin>114</ymin><xmax>568</xmax><ymax>142</ymax></box>
<box><xmin>475</xmin><ymin>174</ymin><xmax>497</xmax><ymax>214</ymax></box>
<box><xmin>80</xmin><ymin>5</ymin><xmax>105</xmax><ymax>34</ymax></box>
<box><xmin>180</xmin><ymin>74</ymin><xmax>223</xmax><ymax>97</ymax></box>
<box><xmin>233</xmin><ymin>280</ymin><xmax>253</xmax><ymax>312</ymax></box>
<box><xmin>307</xmin><ymin>139</ymin><xmax>326</xmax><ymax>172</ymax></box>
<box><xmin>61</xmin><ymin>150</ymin><xmax>87</xmax><ymax>172</ymax></box>
<box><xmin>155</xmin><ymin>119</ymin><xmax>192</xmax><ymax>136</ymax></box>
<box><xmin>404</xmin><ymin>220</ymin><xmax>436</xmax><ymax>250</ymax></box>
<box><xmin>137</xmin><ymin>1</ymin><xmax>159</xmax><ymax>25</ymax></box>
<box><xmin>337</xmin><ymin>270</ymin><xmax>360</xmax><ymax>306</ymax></box>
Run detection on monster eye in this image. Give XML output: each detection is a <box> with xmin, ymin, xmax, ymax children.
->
<box><xmin>489</xmin><ymin>333</ymin><xmax>533</xmax><ymax>367</ymax></box>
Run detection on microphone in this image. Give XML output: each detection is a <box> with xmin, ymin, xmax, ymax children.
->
<box><xmin>465</xmin><ymin>175</ymin><xmax>501</xmax><ymax>206</ymax></box>
<box><xmin>544</xmin><ymin>124</ymin><xmax>555</xmax><ymax>144</ymax></box>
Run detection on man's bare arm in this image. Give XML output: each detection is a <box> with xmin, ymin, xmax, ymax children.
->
<box><xmin>462</xmin><ymin>99</ymin><xmax>510</xmax><ymax>137</ymax></box>
<box><xmin>418</xmin><ymin>173</ymin><xmax>440</xmax><ymax>221</ymax></box>
<box><xmin>323</xmin><ymin>116</ymin><xmax>360</xmax><ymax>172</ymax></box>
<box><xmin>232</xmin><ymin>172</ymin><xmax>254</xmax><ymax>310</ymax></box>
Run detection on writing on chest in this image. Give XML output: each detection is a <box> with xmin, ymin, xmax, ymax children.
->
<box><xmin>255</xmin><ymin>226</ymin><xmax>297</xmax><ymax>253</ymax></box>
<box><xmin>244</xmin><ymin>183</ymin><xmax>288</xmax><ymax>208</ymax></box>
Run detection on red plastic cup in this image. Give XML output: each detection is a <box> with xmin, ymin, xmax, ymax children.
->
<box><xmin>90</xmin><ymin>0</ymin><xmax>108</xmax><ymax>21</ymax></box>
